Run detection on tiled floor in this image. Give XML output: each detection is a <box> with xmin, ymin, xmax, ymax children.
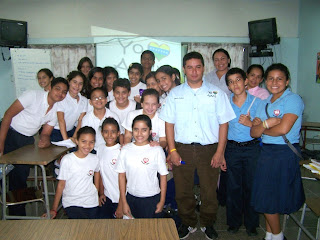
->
<box><xmin>2</xmin><ymin>166</ymin><xmax>319</xmax><ymax>240</ymax></box>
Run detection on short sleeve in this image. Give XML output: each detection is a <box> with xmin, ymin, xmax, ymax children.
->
<box><xmin>18</xmin><ymin>90</ymin><xmax>36</xmax><ymax>109</ymax></box>
<box><xmin>156</xmin><ymin>147</ymin><xmax>169</xmax><ymax>176</ymax></box>
<box><xmin>114</xmin><ymin>150</ymin><xmax>126</xmax><ymax>173</ymax></box>
<box><xmin>159</xmin><ymin>92</ymin><xmax>176</xmax><ymax>124</ymax></box>
<box><xmin>215</xmin><ymin>91</ymin><xmax>236</xmax><ymax>124</ymax></box>
<box><xmin>57</xmin><ymin>154</ymin><xmax>71</xmax><ymax>181</ymax></box>
<box><xmin>158</xmin><ymin>118</ymin><xmax>166</xmax><ymax>138</ymax></box>
<box><xmin>283</xmin><ymin>94</ymin><xmax>304</xmax><ymax>116</ymax></box>
<box><xmin>122</xmin><ymin>112</ymin><xmax>135</xmax><ymax>132</ymax></box>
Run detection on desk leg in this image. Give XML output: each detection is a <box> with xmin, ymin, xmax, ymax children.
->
<box><xmin>289</xmin><ymin>213</ymin><xmax>316</xmax><ymax>240</ymax></box>
<box><xmin>40</xmin><ymin>165</ymin><xmax>50</xmax><ymax>219</ymax></box>
<box><xmin>2</xmin><ymin>164</ymin><xmax>7</xmax><ymax>220</ymax></box>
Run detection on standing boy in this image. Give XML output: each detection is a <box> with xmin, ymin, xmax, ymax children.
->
<box><xmin>224</xmin><ymin>68</ymin><xmax>261</xmax><ymax>236</ymax></box>
<box><xmin>160</xmin><ymin>52</ymin><xmax>235</xmax><ymax>239</ymax></box>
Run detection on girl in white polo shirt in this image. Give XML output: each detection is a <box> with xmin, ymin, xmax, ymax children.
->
<box><xmin>49</xmin><ymin>126</ymin><xmax>100</xmax><ymax>219</ymax></box>
<box><xmin>51</xmin><ymin>71</ymin><xmax>88</xmax><ymax>142</ymax></box>
<box><xmin>123</xmin><ymin>89</ymin><xmax>166</xmax><ymax>148</ymax></box>
<box><xmin>116</xmin><ymin>114</ymin><xmax>168</xmax><ymax>218</ymax></box>
<box><xmin>97</xmin><ymin>118</ymin><xmax>122</xmax><ymax>219</ymax></box>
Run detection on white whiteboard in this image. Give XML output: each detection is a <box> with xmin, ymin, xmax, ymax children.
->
<box><xmin>10</xmin><ymin>48</ymin><xmax>52</xmax><ymax>97</ymax></box>
<box><xmin>96</xmin><ymin>37</ymin><xmax>182</xmax><ymax>79</ymax></box>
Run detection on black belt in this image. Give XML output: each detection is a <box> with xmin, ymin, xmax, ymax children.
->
<box><xmin>228</xmin><ymin>139</ymin><xmax>259</xmax><ymax>147</ymax></box>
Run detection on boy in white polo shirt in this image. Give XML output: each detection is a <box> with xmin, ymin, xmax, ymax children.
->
<box><xmin>82</xmin><ymin>87</ymin><xmax>123</xmax><ymax>148</ymax></box>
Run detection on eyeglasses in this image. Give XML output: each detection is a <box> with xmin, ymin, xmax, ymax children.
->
<box><xmin>91</xmin><ymin>96</ymin><xmax>105</xmax><ymax>101</ymax></box>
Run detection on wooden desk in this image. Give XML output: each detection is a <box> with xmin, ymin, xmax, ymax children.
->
<box><xmin>0</xmin><ymin>143</ymin><xmax>68</xmax><ymax>220</ymax></box>
<box><xmin>0</xmin><ymin>219</ymin><xmax>179</xmax><ymax>240</ymax></box>
<box><xmin>301</xmin><ymin>122</ymin><xmax>320</xmax><ymax>149</ymax></box>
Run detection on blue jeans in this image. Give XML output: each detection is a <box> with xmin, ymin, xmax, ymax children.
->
<box><xmin>225</xmin><ymin>141</ymin><xmax>260</xmax><ymax>229</ymax></box>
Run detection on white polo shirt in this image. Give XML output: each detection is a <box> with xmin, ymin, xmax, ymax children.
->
<box><xmin>122</xmin><ymin>109</ymin><xmax>165</xmax><ymax>142</ymax></box>
<box><xmin>115</xmin><ymin>143</ymin><xmax>168</xmax><ymax>198</ymax></box>
<box><xmin>129</xmin><ymin>82</ymin><xmax>146</xmax><ymax>100</ymax></box>
<box><xmin>96</xmin><ymin>143</ymin><xmax>121</xmax><ymax>203</ymax></box>
<box><xmin>108</xmin><ymin>100</ymin><xmax>136</xmax><ymax>124</ymax></box>
<box><xmin>11</xmin><ymin>90</ymin><xmax>58</xmax><ymax>136</ymax></box>
<box><xmin>81</xmin><ymin>108</ymin><xmax>123</xmax><ymax>149</ymax></box>
<box><xmin>54</xmin><ymin>92</ymin><xmax>88</xmax><ymax>131</ymax></box>
<box><xmin>58</xmin><ymin>152</ymin><xmax>99</xmax><ymax>208</ymax></box>
<box><xmin>107</xmin><ymin>90</ymin><xmax>114</xmax><ymax>102</ymax></box>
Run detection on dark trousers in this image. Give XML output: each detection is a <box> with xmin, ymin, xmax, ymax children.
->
<box><xmin>173</xmin><ymin>143</ymin><xmax>219</xmax><ymax>227</ymax></box>
<box><xmin>98</xmin><ymin>196</ymin><xmax>118</xmax><ymax>219</ymax></box>
<box><xmin>2</xmin><ymin>126</ymin><xmax>35</xmax><ymax>216</ymax></box>
<box><xmin>126</xmin><ymin>193</ymin><xmax>163</xmax><ymax>218</ymax></box>
<box><xmin>50</xmin><ymin>127</ymin><xmax>76</xmax><ymax>142</ymax></box>
<box><xmin>225</xmin><ymin>141</ymin><xmax>260</xmax><ymax>229</ymax></box>
<box><xmin>65</xmin><ymin>206</ymin><xmax>98</xmax><ymax>219</ymax></box>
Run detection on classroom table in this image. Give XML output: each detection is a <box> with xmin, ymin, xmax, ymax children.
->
<box><xmin>0</xmin><ymin>142</ymin><xmax>69</xmax><ymax>220</ymax></box>
<box><xmin>0</xmin><ymin>218</ymin><xmax>179</xmax><ymax>240</ymax></box>
<box><xmin>301</xmin><ymin>122</ymin><xmax>320</xmax><ymax>149</ymax></box>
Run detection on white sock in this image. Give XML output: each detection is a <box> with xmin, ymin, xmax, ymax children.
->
<box><xmin>265</xmin><ymin>231</ymin><xmax>272</xmax><ymax>240</ymax></box>
<box><xmin>272</xmin><ymin>231</ymin><xmax>284</xmax><ymax>240</ymax></box>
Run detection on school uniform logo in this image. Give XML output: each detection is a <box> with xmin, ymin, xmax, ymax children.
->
<box><xmin>141</xmin><ymin>158</ymin><xmax>150</xmax><ymax>165</ymax></box>
<box><xmin>274</xmin><ymin>109</ymin><xmax>280</xmax><ymax>117</ymax></box>
<box><xmin>111</xmin><ymin>159</ymin><xmax>117</xmax><ymax>165</ymax></box>
<box><xmin>207</xmin><ymin>91</ymin><xmax>218</xmax><ymax>98</ymax></box>
<box><xmin>88</xmin><ymin>170</ymin><xmax>94</xmax><ymax>176</ymax></box>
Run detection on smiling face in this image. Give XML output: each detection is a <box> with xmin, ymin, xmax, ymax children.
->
<box><xmin>128</xmin><ymin>68</ymin><xmax>142</xmax><ymax>87</ymax></box>
<box><xmin>132</xmin><ymin>120</ymin><xmax>151</xmax><ymax>146</ymax></box>
<box><xmin>90</xmin><ymin>72</ymin><xmax>104</xmax><ymax>89</ymax></box>
<box><xmin>90</xmin><ymin>89</ymin><xmax>107</xmax><ymax>110</ymax></box>
<box><xmin>101</xmin><ymin>123</ymin><xmax>120</xmax><ymax>147</ymax></box>
<box><xmin>146</xmin><ymin>76</ymin><xmax>161</xmax><ymax>93</ymax></box>
<box><xmin>213</xmin><ymin>52</ymin><xmax>230</xmax><ymax>72</ymax></box>
<box><xmin>48</xmin><ymin>82</ymin><xmax>68</xmax><ymax>103</ymax></box>
<box><xmin>37</xmin><ymin>71</ymin><xmax>53</xmax><ymax>91</ymax></box>
<box><xmin>69</xmin><ymin>75</ymin><xmax>84</xmax><ymax>98</ymax></box>
<box><xmin>113</xmin><ymin>86</ymin><xmax>130</xmax><ymax>106</ymax></box>
<box><xmin>81</xmin><ymin>61</ymin><xmax>91</xmax><ymax>78</ymax></box>
<box><xmin>183</xmin><ymin>58</ymin><xmax>204</xmax><ymax>87</ymax></box>
<box><xmin>227</xmin><ymin>73</ymin><xmax>247</xmax><ymax>95</ymax></box>
<box><xmin>155</xmin><ymin>72</ymin><xmax>176</xmax><ymax>93</ymax></box>
<box><xmin>247</xmin><ymin>67</ymin><xmax>263</xmax><ymax>89</ymax></box>
<box><xmin>75</xmin><ymin>133</ymin><xmax>95</xmax><ymax>158</ymax></box>
<box><xmin>141</xmin><ymin>95</ymin><xmax>158</xmax><ymax>118</ymax></box>
<box><xmin>265</xmin><ymin>69</ymin><xmax>289</xmax><ymax>100</ymax></box>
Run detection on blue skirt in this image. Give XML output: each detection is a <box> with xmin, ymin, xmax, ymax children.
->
<box><xmin>251</xmin><ymin>143</ymin><xmax>305</xmax><ymax>214</ymax></box>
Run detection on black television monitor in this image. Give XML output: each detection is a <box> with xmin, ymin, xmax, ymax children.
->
<box><xmin>248</xmin><ymin>18</ymin><xmax>279</xmax><ymax>47</ymax></box>
<box><xmin>0</xmin><ymin>18</ymin><xmax>28</xmax><ymax>48</ymax></box>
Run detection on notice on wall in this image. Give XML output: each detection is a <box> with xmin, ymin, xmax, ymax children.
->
<box><xmin>10</xmin><ymin>48</ymin><xmax>52</xmax><ymax>97</ymax></box>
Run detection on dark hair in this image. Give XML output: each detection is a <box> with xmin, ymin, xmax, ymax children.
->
<box><xmin>141</xmin><ymin>50</ymin><xmax>155</xmax><ymax>61</ymax></box>
<box><xmin>172</xmin><ymin>68</ymin><xmax>181</xmax><ymax>86</ymax></box>
<box><xmin>247</xmin><ymin>64</ymin><xmax>264</xmax><ymax>78</ymax></box>
<box><xmin>103</xmin><ymin>66</ymin><xmax>119</xmax><ymax>81</ymax></box>
<box><xmin>225</xmin><ymin>68</ymin><xmax>246</xmax><ymax>86</ymax></box>
<box><xmin>183</xmin><ymin>52</ymin><xmax>204</xmax><ymax>67</ymax></box>
<box><xmin>128</xmin><ymin>62</ymin><xmax>143</xmax><ymax>76</ymax></box>
<box><xmin>76</xmin><ymin>126</ymin><xmax>96</xmax><ymax>140</ymax></box>
<box><xmin>51</xmin><ymin>77</ymin><xmax>69</xmax><ymax>91</ymax></box>
<box><xmin>67</xmin><ymin>71</ymin><xmax>87</xmax><ymax>95</ymax></box>
<box><xmin>85</xmin><ymin>67</ymin><xmax>105</xmax><ymax>98</ymax></box>
<box><xmin>145</xmin><ymin>71</ymin><xmax>156</xmax><ymax>85</ymax></box>
<box><xmin>156</xmin><ymin>65</ymin><xmax>175</xmax><ymax>77</ymax></box>
<box><xmin>90</xmin><ymin>87</ymin><xmax>107</xmax><ymax>99</ymax></box>
<box><xmin>37</xmin><ymin>68</ymin><xmax>54</xmax><ymax>79</ymax></box>
<box><xmin>141</xmin><ymin>88</ymin><xmax>159</xmax><ymax>103</ymax></box>
<box><xmin>77</xmin><ymin>57</ymin><xmax>93</xmax><ymax>71</ymax></box>
<box><xmin>113</xmin><ymin>78</ymin><xmax>131</xmax><ymax>92</ymax></box>
<box><xmin>101</xmin><ymin>117</ymin><xmax>120</xmax><ymax>132</ymax></box>
<box><xmin>265</xmin><ymin>63</ymin><xmax>290</xmax><ymax>80</ymax></box>
<box><xmin>132</xmin><ymin>114</ymin><xmax>153</xmax><ymax>142</ymax></box>
<box><xmin>212</xmin><ymin>48</ymin><xmax>231</xmax><ymax>67</ymax></box>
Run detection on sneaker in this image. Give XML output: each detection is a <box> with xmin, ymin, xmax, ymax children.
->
<box><xmin>178</xmin><ymin>224</ymin><xmax>197</xmax><ymax>239</ymax></box>
<box><xmin>201</xmin><ymin>226</ymin><xmax>218</xmax><ymax>240</ymax></box>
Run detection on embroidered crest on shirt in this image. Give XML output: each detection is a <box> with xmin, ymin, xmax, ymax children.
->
<box><xmin>111</xmin><ymin>159</ymin><xmax>117</xmax><ymax>165</ymax></box>
<box><xmin>88</xmin><ymin>170</ymin><xmax>94</xmax><ymax>176</ymax></box>
<box><xmin>274</xmin><ymin>109</ymin><xmax>280</xmax><ymax>117</ymax></box>
<box><xmin>141</xmin><ymin>158</ymin><xmax>150</xmax><ymax>165</ymax></box>
<box><xmin>207</xmin><ymin>91</ymin><xmax>217</xmax><ymax>98</ymax></box>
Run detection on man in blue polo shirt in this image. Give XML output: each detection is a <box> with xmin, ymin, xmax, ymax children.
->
<box><xmin>159</xmin><ymin>52</ymin><xmax>235</xmax><ymax>239</ymax></box>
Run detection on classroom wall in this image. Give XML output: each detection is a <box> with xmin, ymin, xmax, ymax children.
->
<box><xmin>297</xmin><ymin>0</ymin><xmax>320</xmax><ymax>122</ymax></box>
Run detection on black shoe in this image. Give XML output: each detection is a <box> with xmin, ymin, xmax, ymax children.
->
<box><xmin>246</xmin><ymin>227</ymin><xmax>258</xmax><ymax>236</ymax></box>
<box><xmin>178</xmin><ymin>224</ymin><xmax>197</xmax><ymax>239</ymax></box>
<box><xmin>201</xmin><ymin>226</ymin><xmax>218</xmax><ymax>240</ymax></box>
<box><xmin>227</xmin><ymin>226</ymin><xmax>239</xmax><ymax>234</ymax></box>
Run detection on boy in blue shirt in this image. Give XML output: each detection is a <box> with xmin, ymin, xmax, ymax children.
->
<box><xmin>225</xmin><ymin>68</ymin><xmax>261</xmax><ymax>236</ymax></box>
